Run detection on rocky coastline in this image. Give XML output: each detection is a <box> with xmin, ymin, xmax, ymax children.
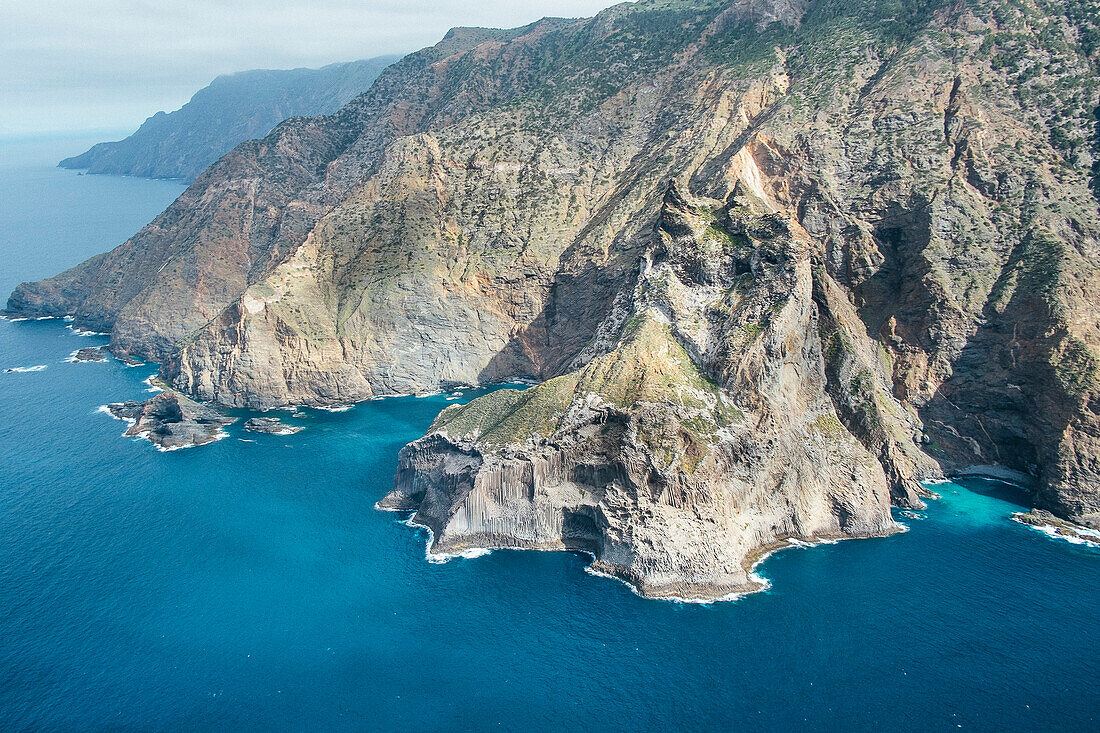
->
<box><xmin>7</xmin><ymin>0</ymin><xmax>1099</xmax><ymax>596</ymax></box>
<box><xmin>1013</xmin><ymin>509</ymin><xmax>1100</xmax><ymax>546</ymax></box>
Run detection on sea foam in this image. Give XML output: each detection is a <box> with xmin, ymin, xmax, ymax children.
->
<box><xmin>4</xmin><ymin>364</ymin><xmax>47</xmax><ymax>373</ymax></box>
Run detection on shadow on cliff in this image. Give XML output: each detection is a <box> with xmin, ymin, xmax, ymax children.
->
<box><xmin>914</xmin><ymin>227</ymin><xmax>1090</xmax><ymax>515</ymax></box>
<box><xmin>476</xmin><ymin>247</ymin><xmax>639</xmax><ymax>385</ymax></box>
<box><xmin>475</xmin><ymin>161</ymin><xmax>671</xmax><ymax>386</ymax></box>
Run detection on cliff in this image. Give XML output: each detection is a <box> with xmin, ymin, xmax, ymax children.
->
<box><xmin>58</xmin><ymin>56</ymin><xmax>400</xmax><ymax>181</ymax></box>
<box><xmin>379</xmin><ymin>182</ymin><xmax>910</xmax><ymax>598</ymax></box>
<box><xmin>8</xmin><ymin>0</ymin><xmax>1100</xmax><ymax>595</ymax></box>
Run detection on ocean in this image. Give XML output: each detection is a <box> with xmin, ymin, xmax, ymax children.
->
<box><xmin>1</xmin><ymin>136</ymin><xmax>1097</xmax><ymax>731</ymax></box>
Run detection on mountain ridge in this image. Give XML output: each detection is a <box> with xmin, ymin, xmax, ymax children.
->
<box><xmin>57</xmin><ymin>55</ymin><xmax>402</xmax><ymax>181</ymax></box>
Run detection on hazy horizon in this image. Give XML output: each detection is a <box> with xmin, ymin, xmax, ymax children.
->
<box><xmin>0</xmin><ymin>0</ymin><xmax>620</xmax><ymax>138</ymax></box>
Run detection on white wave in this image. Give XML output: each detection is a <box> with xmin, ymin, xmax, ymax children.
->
<box><xmin>587</xmin><ymin>566</ymin><xmax>770</xmax><ymax>605</ymax></box>
<box><xmin>4</xmin><ymin>364</ymin><xmax>47</xmax><ymax>373</ymax></box>
<box><xmin>67</xmin><ymin>325</ymin><xmax>109</xmax><ymax>337</ymax></box>
<box><xmin>427</xmin><ymin>547</ymin><xmax>492</xmax><ymax>563</ymax></box>
<box><xmin>154</xmin><ymin>429</ymin><xmax>230</xmax><ymax>452</ymax></box>
<box><xmin>142</xmin><ymin>376</ymin><xmax>164</xmax><ymax>393</ymax></box>
<box><xmin>97</xmin><ymin>404</ymin><xmax>135</xmax><ymax>427</ymax></box>
<box><xmin>239</xmin><ymin>438</ymin><xmax>255</xmax><ymax>443</ymax></box>
<box><xmin>64</xmin><ymin>348</ymin><xmax>108</xmax><ymax>364</ymax></box>
<box><xmin>315</xmin><ymin>404</ymin><xmax>354</xmax><ymax>412</ymax></box>
<box><xmin>785</xmin><ymin>537</ymin><xmax>842</xmax><ymax>548</ymax></box>
<box><xmin>415</xmin><ymin>391</ymin><xmax>443</xmax><ymax>398</ymax></box>
<box><xmin>1014</xmin><ymin>515</ymin><xmax>1100</xmax><ymax>549</ymax></box>
<box><xmin>391</xmin><ymin>514</ymin><xmax>494</xmax><ymax>564</ymax></box>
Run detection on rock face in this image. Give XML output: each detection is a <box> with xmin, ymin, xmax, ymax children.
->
<box><xmin>59</xmin><ymin>56</ymin><xmax>401</xmax><ymax>181</ymax></box>
<box><xmin>106</xmin><ymin>391</ymin><xmax>236</xmax><ymax>450</ymax></box>
<box><xmin>380</xmin><ymin>182</ymin><xmax>911</xmax><ymax>598</ymax></box>
<box><xmin>8</xmin><ymin>0</ymin><xmax>1100</xmax><ymax>590</ymax></box>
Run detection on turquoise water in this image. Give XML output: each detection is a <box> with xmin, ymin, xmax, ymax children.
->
<box><xmin>1</xmin><ymin>139</ymin><xmax>1098</xmax><ymax>731</ymax></box>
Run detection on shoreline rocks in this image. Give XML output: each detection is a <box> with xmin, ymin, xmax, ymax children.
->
<box><xmin>244</xmin><ymin>417</ymin><xmax>303</xmax><ymax>435</ymax></box>
<box><xmin>1012</xmin><ymin>509</ymin><xmax>1100</xmax><ymax>546</ymax></box>
<box><xmin>381</xmin><ymin>188</ymin><xmax>909</xmax><ymax>601</ymax></box>
<box><xmin>67</xmin><ymin>346</ymin><xmax>108</xmax><ymax>363</ymax></box>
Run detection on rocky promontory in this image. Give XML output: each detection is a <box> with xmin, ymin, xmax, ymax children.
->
<box><xmin>379</xmin><ymin>182</ymin><xmax>916</xmax><ymax>599</ymax></box>
<box><xmin>1013</xmin><ymin>509</ymin><xmax>1100</xmax><ymax>545</ymax></box>
<box><xmin>105</xmin><ymin>391</ymin><xmax>235</xmax><ymax>451</ymax></box>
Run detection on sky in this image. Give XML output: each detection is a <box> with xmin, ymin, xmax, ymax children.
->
<box><xmin>0</xmin><ymin>0</ymin><xmax>621</xmax><ymax>138</ymax></box>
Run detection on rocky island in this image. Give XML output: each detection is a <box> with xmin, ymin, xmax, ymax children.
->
<box><xmin>244</xmin><ymin>417</ymin><xmax>303</xmax><ymax>435</ymax></box>
<box><xmin>8</xmin><ymin>0</ymin><xmax>1099</xmax><ymax>597</ymax></box>
<box><xmin>67</xmin><ymin>346</ymin><xmax>108</xmax><ymax>362</ymax></box>
<box><xmin>105</xmin><ymin>391</ymin><xmax>236</xmax><ymax>451</ymax></box>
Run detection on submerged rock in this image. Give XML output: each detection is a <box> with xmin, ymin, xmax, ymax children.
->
<box><xmin>106</xmin><ymin>391</ymin><xmax>235</xmax><ymax>451</ymax></box>
<box><xmin>244</xmin><ymin>417</ymin><xmax>303</xmax><ymax>435</ymax></box>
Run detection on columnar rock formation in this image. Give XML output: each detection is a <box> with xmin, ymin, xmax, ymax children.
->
<box><xmin>8</xmin><ymin>0</ymin><xmax>1100</xmax><ymax>595</ymax></box>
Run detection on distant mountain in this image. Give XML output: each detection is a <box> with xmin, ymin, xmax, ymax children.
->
<box><xmin>58</xmin><ymin>55</ymin><xmax>401</xmax><ymax>181</ymax></box>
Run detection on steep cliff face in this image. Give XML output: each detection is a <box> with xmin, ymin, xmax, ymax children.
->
<box><xmin>58</xmin><ymin>56</ymin><xmax>401</xmax><ymax>181</ymax></box>
<box><xmin>8</xmin><ymin>18</ymin><xmax>586</xmax><ymax>361</ymax></box>
<box><xmin>381</xmin><ymin>182</ymin><xmax>907</xmax><ymax>599</ymax></box>
<box><xmin>8</xmin><ymin>0</ymin><xmax>1100</xmax><ymax>574</ymax></box>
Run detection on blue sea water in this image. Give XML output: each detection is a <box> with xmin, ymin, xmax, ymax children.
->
<box><xmin>1</xmin><ymin>137</ymin><xmax>1098</xmax><ymax>732</ymax></box>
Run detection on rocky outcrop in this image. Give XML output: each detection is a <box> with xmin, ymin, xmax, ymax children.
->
<box><xmin>59</xmin><ymin>56</ymin><xmax>401</xmax><ymax>181</ymax></box>
<box><xmin>8</xmin><ymin>0</ymin><xmax>1100</xmax><ymax>583</ymax></box>
<box><xmin>105</xmin><ymin>391</ymin><xmax>236</xmax><ymax>450</ymax></box>
<box><xmin>381</xmin><ymin>181</ymin><xmax>911</xmax><ymax>598</ymax></box>
<box><xmin>1013</xmin><ymin>508</ymin><xmax>1100</xmax><ymax>545</ymax></box>
<box><xmin>244</xmin><ymin>417</ymin><xmax>302</xmax><ymax>435</ymax></box>
<box><xmin>67</xmin><ymin>346</ymin><xmax>108</xmax><ymax>363</ymax></box>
